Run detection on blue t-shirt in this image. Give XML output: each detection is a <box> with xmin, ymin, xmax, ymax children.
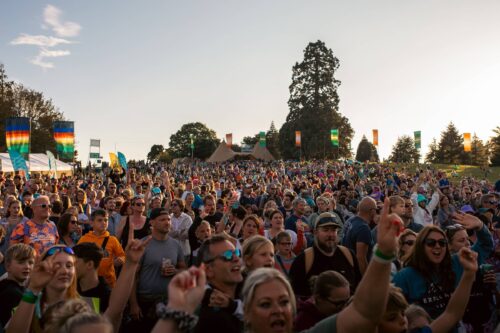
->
<box><xmin>341</xmin><ymin>216</ymin><xmax>373</xmax><ymax>261</ymax></box>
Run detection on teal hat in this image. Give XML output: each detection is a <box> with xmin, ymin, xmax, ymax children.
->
<box><xmin>417</xmin><ymin>194</ymin><xmax>427</xmax><ymax>204</ymax></box>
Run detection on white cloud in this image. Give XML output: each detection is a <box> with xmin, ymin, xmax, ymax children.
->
<box><xmin>39</xmin><ymin>48</ymin><xmax>71</xmax><ymax>57</ymax></box>
<box><xmin>11</xmin><ymin>33</ymin><xmax>73</xmax><ymax>47</ymax></box>
<box><xmin>11</xmin><ymin>5</ymin><xmax>80</xmax><ymax>69</ymax></box>
<box><xmin>43</xmin><ymin>5</ymin><xmax>81</xmax><ymax>37</ymax></box>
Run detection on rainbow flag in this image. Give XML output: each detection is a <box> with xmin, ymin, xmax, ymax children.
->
<box><xmin>6</xmin><ymin>117</ymin><xmax>30</xmax><ymax>158</ymax></box>
<box><xmin>53</xmin><ymin>121</ymin><xmax>75</xmax><ymax>159</ymax></box>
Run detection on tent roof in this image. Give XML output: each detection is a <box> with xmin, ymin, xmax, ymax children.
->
<box><xmin>206</xmin><ymin>142</ymin><xmax>236</xmax><ymax>162</ymax></box>
<box><xmin>251</xmin><ymin>143</ymin><xmax>275</xmax><ymax>161</ymax></box>
<box><xmin>0</xmin><ymin>153</ymin><xmax>73</xmax><ymax>172</ymax></box>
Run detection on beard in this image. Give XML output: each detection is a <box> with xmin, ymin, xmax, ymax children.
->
<box><xmin>317</xmin><ymin>239</ymin><xmax>336</xmax><ymax>253</ymax></box>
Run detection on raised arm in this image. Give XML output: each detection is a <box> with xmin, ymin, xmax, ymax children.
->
<box><xmin>335</xmin><ymin>199</ymin><xmax>403</xmax><ymax>333</ymax></box>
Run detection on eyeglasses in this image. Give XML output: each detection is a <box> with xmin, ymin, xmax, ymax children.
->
<box><xmin>206</xmin><ymin>249</ymin><xmax>241</xmax><ymax>263</ymax></box>
<box><xmin>325</xmin><ymin>298</ymin><xmax>349</xmax><ymax>308</ymax></box>
<box><xmin>135</xmin><ymin>202</ymin><xmax>145</xmax><ymax>207</ymax></box>
<box><xmin>42</xmin><ymin>246</ymin><xmax>74</xmax><ymax>260</ymax></box>
<box><xmin>34</xmin><ymin>204</ymin><xmax>52</xmax><ymax>209</ymax></box>
<box><xmin>424</xmin><ymin>238</ymin><xmax>448</xmax><ymax>248</ymax></box>
<box><xmin>279</xmin><ymin>242</ymin><xmax>292</xmax><ymax>246</ymax></box>
<box><xmin>402</xmin><ymin>240</ymin><xmax>415</xmax><ymax>246</ymax></box>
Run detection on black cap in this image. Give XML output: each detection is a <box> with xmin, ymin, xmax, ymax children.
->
<box><xmin>315</xmin><ymin>212</ymin><xmax>342</xmax><ymax>229</ymax></box>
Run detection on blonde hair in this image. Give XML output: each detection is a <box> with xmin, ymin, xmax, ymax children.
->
<box><xmin>242</xmin><ymin>235</ymin><xmax>274</xmax><ymax>271</ymax></box>
<box><xmin>242</xmin><ymin>268</ymin><xmax>296</xmax><ymax>330</ymax></box>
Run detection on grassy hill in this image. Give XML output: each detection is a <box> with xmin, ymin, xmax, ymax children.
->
<box><xmin>431</xmin><ymin>164</ymin><xmax>499</xmax><ymax>183</ymax></box>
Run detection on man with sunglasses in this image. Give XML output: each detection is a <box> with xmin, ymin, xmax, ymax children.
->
<box><xmin>10</xmin><ymin>196</ymin><xmax>59</xmax><ymax>256</ymax></box>
<box><xmin>194</xmin><ymin>235</ymin><xmax>244</xmax><ymax>333</ymax></box>
<box><xmin>401</xmin><ymin>197</ymin><xmax>423</xmax><ymax>233</ymax></box>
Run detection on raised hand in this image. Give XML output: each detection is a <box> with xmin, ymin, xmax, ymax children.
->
<box><xmin>376</xmin><ymin>198</ymin><xmax>404</xmax><ymax>256</ymax></box>
<box><xmin>209</xmin><ymin>288</ymin><xmax>231</xmax><ymax>308</ymax></box>
<box><xmin>457</xmin><ymin>247</ymin><xmax>478</xmax><ymax>273</ymax></box>
<box><xmin>167</xmin><ymin>265</ymin><xmax>207</xmax><ymax>314</ymax></box>
<box><xmin>451</xmin><ymin>212</ymin><xmax>483</xmax><ymax>230</ymax></box>
<box><xmin>28</xmin><ymin>257</ymin><xmax>56</xmax><ymax>293</ymax></box>
<box><xmin>125</xmin><ymin>236</ymin><xmax>152</xmax><ymax>264</ymax></box>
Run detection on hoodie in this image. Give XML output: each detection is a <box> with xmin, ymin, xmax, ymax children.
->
<box><xmin>78</xmin><ymin>231</ymin><xmax>125</xmax><ymax>287</ymax></box>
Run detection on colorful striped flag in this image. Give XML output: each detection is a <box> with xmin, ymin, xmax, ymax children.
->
<box><xmin>331</xmin><ymin>129</ymin><xmax>339</xmax><ymax>147</ymax></box>
<box><xmin>259</xmin><ymin>131</ymin><xmax>266</xmax><ymax>147</ymax></box>
<box><xmin>109</xmin><ymin>152</ymin><xmax>119</xmax><ymax>168</ymax></box>
<box><xmin>414</xmin><ymin>131</ymin><xmax>421</xmax><ymax>149</ymax></box>
<box><xmin>226</xmin><ymin>134</ymin><xmax>233</xmax><ymax>147</ymax></box>
<box><xmin>464</xmin><ymin>133</ymin><xmax>471</xmax><ymax>152</ymax></box>
<box><xmin>8</xmin><ymin>149</ymin><xmax>30</xmax><ymax>180</ymax></box>
<box><xmin>53</xmin><ymin>121</ymin><xmax>75</xmax><ymax>159</ymax></box>
<box><xmin>295</xmin><ymin>131</ymin><xmax>301</xmax><ymax>147</ymax></box>
<box><xmin>6</xmin><ymin>117</ymin><xmax>30</xmax><ymax>159</ymax></box>
<box><xmin>372</xmin><ymin>129</ymin><xmax>379</xmax><ymax>146</ymax></box>
<box><xmin>117</xmin><ymin>152</ymin><xmax>128</xmax><ymax>171</ymax></box>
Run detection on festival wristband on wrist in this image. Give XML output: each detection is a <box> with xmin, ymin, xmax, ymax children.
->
<box><xmin>22</xmin><ymin>289</ymin><xmax>41</xmax><ymax>304</ymax></box>
<box><xmin>372</xmin><ymin>244</ymin><xmax>396</xmax><ymax>264</ymax></box>
<box><xmin>156</xmin><ymin>303</ymin><xmax>198</xmax><ymax>331</ymax></box>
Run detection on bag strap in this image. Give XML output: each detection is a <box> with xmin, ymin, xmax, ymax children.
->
<box><xmin>276</xmin><ymin>255</ymin><xmax>289</xmax><ymax>275</ymax></box>
<box><xmin>101</xmin><ymin>236</ymin><xmax>109</xmax><ymax>250</ymax></box>
<box><xmin>337</xmin><ymin>245</ymin><xmax>354</xmax><ymax>267</ymax></box>
<box><xmin>304</xmin><ymin>247</ymin><xmax>314</xmax><ymax>276</ymax></box>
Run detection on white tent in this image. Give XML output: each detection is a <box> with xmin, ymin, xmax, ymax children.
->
<box><xmin>0</xmin><ymin>153</ymin><xmax>73</xmax><ymax>174</ymax></box>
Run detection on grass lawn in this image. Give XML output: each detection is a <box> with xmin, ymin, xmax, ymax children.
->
<box><xmin>432</xmin><ymin>164</ymin><xmax>499</xmax><ymax>183</ymax></box>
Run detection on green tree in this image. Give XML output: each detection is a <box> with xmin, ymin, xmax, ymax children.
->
<box><xmin>490</xmin><ymin>126</ymin><xmax>500</xmax><ymax>166</ymax></box>
<box><xmin>388</xmin><ymin>136</ymin><xmax>420</xmax><ymax>163</ymax></box>
<box><xmin>0</xmin><ymin>64</ymin><xmax>64</xmax><ymax>154</ymax></box>
<box><xmin>279</xmin><ymin>40</ymin><xmax>354</xmax><ymax>159</ymax></box>
<box><xmin>266</xmin><ymin>121</ymin><xmax>280</xmax><ymax>159</ymax></box>
<box><xmin>436</xmin><ymin>122</ymin><xmax>463</xmax><ymax>164</ymax></box>
<box><xmin>425</xmin><ymin>138</ymin><xmax>440</xmax><ymax>163</ymax></box>
<box><xmin>147</xmin><ymin>144</ymin><xmax>165</xmax><ymax>163</ymax></box>
<box><xmin>168</xmin><ymin>122</ymin><xmax>220</xmax><ymax>159</ymax></box>
<box><xmin>241</xmin><ymin>134</ymin><xmax>259</xmax><ymax>146</ymax></box>
<box><xmin>355</xmin><ymin>135</ymin><xmax>379</xmax><ymax>162</ymax></box>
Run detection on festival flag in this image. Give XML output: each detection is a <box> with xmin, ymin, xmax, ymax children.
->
<box><xmin>117</xmin><ymin>152</ymin><xmax>128</xmax><ymax>171</ymax></box>
<box><xmin>8</xmin><ymin>150</ymin><xmax>29</xmax><ymax>180</ymax></box>
<box><xmin>295</xmin><ymin>131</ymin><xmax>301</xmax><ymax>147</ymax></box>
<box><xmin>464</xmin><ymin>133</ymin><xmax>471</xmax><ymax>152</ymax></box>
<box><xmin>226</xmin><ymin>133</ymin><xmax>233</xmax><ymax>147</ymax></box>
<box><xmin>53</xmin><ymin>121</ymin><xmax>75</xmax><ymax>159</ymax></box>
<box><xmin>5</xmin><ymin>117</ymin><xmax>30</xmax><ymax>158</ymax></box>
<box><xmin>46</xmin><ymin>150</ymin><xmax>58</xmax><ymax>175</ymax></box>
<box><xmin>414</xmin><ymin>131</ymin><xmax>421</xmax><ymax>149</ymax></box>
<box><xmin>109</xmin><ymin>152</ymin><xmax>119</xmax><ymax>168</ymax></box>
<box><xmin>189</xmin><ymin>134</ymin><xmax>194</xmax><ymax>149</ymax></box>
<box><xmin>259</xmin><ymin>131</ymin><xmax>266</xmax><ymax>147</ymax></box>
<box><xmin>90</xmin><ymin>139</ymin><xmax>100</xmax><ymax>147</ymax></box>
<box><xmin>331</xmin><ymin>129</ymin><xmax>339</xmax><ymax>147</ymax></box>
<box><xmin>372</xmin><ymin>129</ymin><xmax>379</xmax><ymax>146</ymax></box>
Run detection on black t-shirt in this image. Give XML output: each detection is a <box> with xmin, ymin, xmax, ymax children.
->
<box><xmin>194</xmin><ymin>288</ymin><xmax>243</xmax><ymax>333</ymax></box>
<box><xmin>77</xmin><ymin>277</ymin><xmax>111</xmax><ymax>313</ymax></box>
<box><xmin>0</xmin><ymin>279</ymin><xmax>24</xmax><ymax>328</ymax></box>
<box><xmin>289</xmin><ymin>245</ymin><xmax>361</xmax><ymax>298</ymax></box>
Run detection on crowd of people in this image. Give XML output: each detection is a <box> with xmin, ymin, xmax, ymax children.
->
<box><xmin>0</xmin><ymin>160</ymin><xmax>499</xmax><ymax>333</ymax></box>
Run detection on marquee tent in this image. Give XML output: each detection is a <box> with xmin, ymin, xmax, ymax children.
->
<box><xmin>0</xmin><ymin>153</ymin><xmax>73</xmax><ymax>175</ymax></box>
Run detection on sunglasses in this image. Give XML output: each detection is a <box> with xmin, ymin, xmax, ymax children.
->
<box><xmin>325</xmin><ymin>298</ymin><xmax>349</xmax><ymax>308</ymax></box>
<box><xmin>207</xmin><ymin>249</ymin><xmax>241</xmax><ymax>263</ymax></box>
<box><xmin>42</xmin><ymin>246</ymin><xmax>74</xmax><ymax>260</ymax></box>
<box><xmin>445</xmin><ymin>224</ymin><xmax>464</xmax><ymax>231</ymax></box>
<box><xmin>405</xmin><ymin>204</ymin><xmax>413</xmax><ymax>208</ymax></box>
<box><xmin>135</xmin><ymin>203</ymin><xmax>145</xmax><ymax>206</ymax></box>
<box><xmin>35</xmin><ymin>204</ymin><xmax>52</xmax><ymax>209</ymax></box>
<box><xmin>489</xmin><ymin>200</ymin><xmax>498</xmax><ymax>205</ymax></box>
<box><xmin>279</xmin><ymin>242</ymin><xmax>292</xmax><ymax>246</ymax></box>
<box><xmin>402</xmin><ymin>240</ymin><xmax>415</xmax><ymax>246</ymax></box>
<box><xmin>424</xmin><ymin>238</ymin><xmax>448</xmax><ymax>248</ymax></box>
<box><xmin>70</xmin><ymin>220</ymin><xmax>78</xmax><ymax>224</ymax></box>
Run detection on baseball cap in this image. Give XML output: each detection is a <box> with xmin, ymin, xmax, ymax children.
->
<box><xmin>150</xmin><ymin>208</ymin><xmax>169</xmax><ymax>220</ymax></box>
<box><xmin>417</xmin><ymin>194</ymin><xmax>427</xmax><ymax>203</ymax></box>
<box><xmin>460</xmin><ymin>205</ymin><xmax>475</xmax><ymax>214</ymax></box>
<box><xmin>315</xmin><ymin>212</ymin><xmax>342</xmax><ymax>229</ymax></box>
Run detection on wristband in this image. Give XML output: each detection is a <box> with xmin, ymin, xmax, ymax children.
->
<box><xmin>156</xmin><ymin>303</ymin><xmax>198</xmax><ymax>331</ymax></box>
<box><xmin>22</xmin><ymin>289</ymin><xmax>41</xmax><ymax>304</ymax></box>
<box><xmin>373</xmin><ymin>244</ymin><xmax>396</xmax><ymax>264</ymax></box>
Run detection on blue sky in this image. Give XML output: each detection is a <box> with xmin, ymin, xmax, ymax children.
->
<box><xmin>1</xmin><ymin>1</ymin><xmax>498</xmax><ymax>163</ymax></box>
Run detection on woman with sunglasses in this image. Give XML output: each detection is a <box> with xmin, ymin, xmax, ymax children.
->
<box><xmin>398</xmin><ymin>229</ymin><xmax>417</xmax><ymax>263</ymax></box>
<box><xmin>116</xmin><ymin>196</ymin><xmax>149</xmax><ymax>249</ymax></box>
<box><xmin>393</xmin><ymin>216</ymin><xmax>493</xmax><ymax>322</ymax></box>
<box><xmin>57</xmin><ymin>213</ymin><xmax>82</xmax><ymax>247</ymax></box>
<box><xmin>7</xmin><ymin>236</ymin><xmax>150</xmax><ymax>333</ymax></box>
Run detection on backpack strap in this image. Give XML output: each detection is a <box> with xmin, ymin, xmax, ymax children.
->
<box><xmin>337</xmin><ymin>245</ymin><xmax>354</xmax><ymax>267</ymax></box>
<box><xmin>101</xmin><ymin>236</ymin><xmax>109</xmax><ymax>250</ymax></box>
<box><xmin>304</xmin><ymin>247</ymin><xmax>314</xmax><ymax>276</ymax></box>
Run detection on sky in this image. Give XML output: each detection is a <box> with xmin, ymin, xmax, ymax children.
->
<box><xmin>1</xmin><ymin>1</ymin><xmax>499</xmax><ymax>164</ymax></box>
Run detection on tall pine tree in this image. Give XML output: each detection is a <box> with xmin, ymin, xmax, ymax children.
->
<box><xmin>266</xmin><ymin>121</ymin><xmax>280</xmax><ymax>159</ymax></box>
<box><xmin>388</xmin><ymin>136</ymin><xmax>420</xmax><ymax>163</ymax></box>
<box><xmin>356</xmin><ymin>135</ymin><xmax>379</xmax><ymax>162</ymax></box>
<box><xmin>462</xmin><ymin>133</ymin><xmax>488</xmax><ymax>166</ymax></box>
<box><xmin>425</xmin><ymin>138</ymin><xmax>439</xmax><ymax>163</ymax></box>
<box><xmin>490</xmin><ymin>126</ymin><xmax>500</xmax><ymax>166</ymax></box>
<box><xmin>279</xmin><ymin>40</ymin><xmax>354</xmax><ymax>159</ymax></box>
<box><xmin>437</xmin><ymin>122</ymin><xmax>463</xmax><ymax>164</ymax></box>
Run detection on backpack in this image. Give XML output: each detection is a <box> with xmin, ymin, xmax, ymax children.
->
<box><xmin>304</xmin><ymin>245</ymin><xmax>354</xmax><ymax>275</ymax></box>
